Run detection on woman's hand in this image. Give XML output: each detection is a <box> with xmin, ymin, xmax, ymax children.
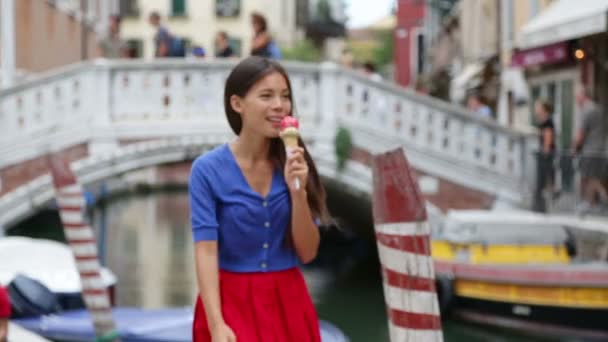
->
<box><xmin>211</xmin><ymin>322</ymin><xmax>236</xmax><ymax>342</ymax></box>
<box><xmin>285</xmin><ymin>147</ymin><xmax>308</xmax><ymax>193</ymax></box>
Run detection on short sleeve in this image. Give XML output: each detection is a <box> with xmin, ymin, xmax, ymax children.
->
<box><xmin>189</xmin><ymin>159</ymin><xmax>219</xmax><ymax>242</ymax></box>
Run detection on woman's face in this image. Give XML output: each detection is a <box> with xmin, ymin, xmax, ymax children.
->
<box><xmin>535</xmin><ymin>102</ymin><xmax>547</xmax><ymax>120</ymax></box>
<box><xmin>252</xmin><ymin>19</ymin><xmax>261</xmax><ymax>33</ymax></box>
<box><xmin>234</xmin><ymin>71</ymin><xmax>292</xmax><ymax>138</ymax></box>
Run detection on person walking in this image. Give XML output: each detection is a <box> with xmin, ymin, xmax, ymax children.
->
<box><xmin>573</xmin><ymin>86</ymin><xmax>608</xmax><ymax>210</ymax></box>
<box><xmin>189</xmin><ymin>56</ymin><xmax>330</xmax><ymax>342</ymax></box>
<box><xmin>533</xmin><ymin>99</ymin><xmax>557</xmax><ymax>211</ymax></box>
<box><xmin>98</xmin><ymin>15</ymin><xmax>128</xmax><ymax>58</ymax></box>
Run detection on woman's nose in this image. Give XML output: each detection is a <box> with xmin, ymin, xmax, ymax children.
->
<box><xmin>271</xmin><ymin>96</ymin><xmax>283</xmax><ymax>109</ymax></box>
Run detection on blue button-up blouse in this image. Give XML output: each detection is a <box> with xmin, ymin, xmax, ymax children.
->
<box><xmin>189</xmin><ymin>143</ymin><xmax>300</xmax><ymax>272</ymax></box>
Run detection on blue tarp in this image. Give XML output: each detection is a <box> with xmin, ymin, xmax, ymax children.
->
<box><xmin>13</xmin><ymin>307</ymin><xmax>349</xmax><ymax>341</ymax></box>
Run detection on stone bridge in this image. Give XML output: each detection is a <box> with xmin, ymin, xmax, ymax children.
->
<box><xmin>0</xmin><ymin>59</ymin><xmax>538</xmax><ymax>229</ymax></box>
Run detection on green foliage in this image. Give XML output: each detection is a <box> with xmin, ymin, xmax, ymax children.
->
<box><xmin>334</xmin><ymin>126</ymin><xmax>353</xmax><ymax>171</ymax></box>
<box><xmin>372</xmin><ymin>29</ymin><xmax>394</xmax><ymax>71</ymax></box>
<box><xmin>282</xmin><ymin>39</ymin><xmax>323</xmax><ymax>62</ymax></box>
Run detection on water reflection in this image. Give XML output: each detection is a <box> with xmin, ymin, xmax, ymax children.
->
<box><xmin>94</xmin><ymin>193</ymin><xmax>197</xmax><ymax>309</ymax></box>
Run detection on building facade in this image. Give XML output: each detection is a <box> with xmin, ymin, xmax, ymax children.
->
<box><xmin>501</xmin><ymin>0</ymin><xmax>607</xmax><ymax>154</ymax></box>
<box><xmin>0</xmin><ymin>0</ymin><xmax>107</xmax><ymax>86</ymax></box>
<box><xmin>117</xmin><ymin>0</ymin><xmax>308</xmax><ymax>59</ymax></box>
<box><xmin>394</xmin><ymin>0</ymin><xmax>426</xmax><ymax>87</ymax></box>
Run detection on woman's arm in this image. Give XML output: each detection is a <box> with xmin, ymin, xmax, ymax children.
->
<box><xmin>542</xmin><ymin>128</ymin><xmax>553</xmax><ymax>154</ymax></box>
<box><xmin>194</xmin><ymin>241</ymin><xmax>236</xmax><ymax>341</ymax></box>
<box><xmin>194</xmin><ymin>241</ymin><xmax>223</xmax><ymax>328</ymax></box>
<box><xmin>286</xmin><ymin>148</ymin><xmax>320</xmax><ymax>263</ymax></box>
<box><xmin>189</xmin><ymin>160</ymin><xmax>235</xmax><ymax>341</ymax></box>
<box><xmin>291</xmin><ymin>189</ymin><xmax>320</xmax><ymax>263</ymax></box>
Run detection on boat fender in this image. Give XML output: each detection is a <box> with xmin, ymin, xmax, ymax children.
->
<box><xmin>436</xmin><ymin>275</ymin><xmax>454</xmax><ymax>317</ymax></box>
<box><xmin>7</xmin><ymin>274</ymin><xmax>60</xmax><ymax>318</ymax></box>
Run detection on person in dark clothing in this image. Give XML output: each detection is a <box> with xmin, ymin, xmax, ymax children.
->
<box><xmin>536</xmin><ymin>99</ymin><xmax>556</xmax><ymax>154</ymax></box>
<box><xmin>215</xmin><ymin>31</ymin><xmax>234</xmax><ymax>58</ymax></box>
<box><xmin>533</xmin><ymin>99</ymin><xmax>557</xmax><ymax>211</ymax></box>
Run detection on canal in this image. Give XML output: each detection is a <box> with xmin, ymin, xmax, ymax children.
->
<box><xmin>8</xmin><ymin>183</ymin><xmax>557</xmax><ymax>341</ymax></box>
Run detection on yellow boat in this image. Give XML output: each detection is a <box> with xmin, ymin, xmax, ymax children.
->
<box><xmin>431</xmin><ymin>210</ymin><xmax>608</xmax><ymax>340</ymax></box>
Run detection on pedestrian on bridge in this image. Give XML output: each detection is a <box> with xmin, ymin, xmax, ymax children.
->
<box><xmin>189</xmin><ymin>56</ymin><xmax>331</xmax><ymax>342</ymax></box>
<box><xmin>533</xmin><ymin>99</ymin><xmax>557</xmax><ymax>211</ymax></box>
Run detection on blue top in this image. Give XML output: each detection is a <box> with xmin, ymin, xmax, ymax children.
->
<box><xmin>188</xmin><ymin>143</ymin><xmax>300</xmax><ymax>273</ymax></box>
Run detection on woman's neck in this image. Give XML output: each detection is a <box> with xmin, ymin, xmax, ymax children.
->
<box><xmin>232</xmin><ymin>131</ymin><xmax>270</xmax><ymax>163</ymax></box>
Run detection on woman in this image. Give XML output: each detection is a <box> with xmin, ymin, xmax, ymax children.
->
<box><xmin>250</xmin><ymin>12</ymin><xmax>275</xmax><ymax>58</ymax></box>
<box><xmin>534</xmin><ymin>99</ymin><xmax>557</xmax><ymax>207</ymax></box>
<box><xmin>189</xmin><ymin>56</ymin><xmax>330</xmax><ymax>342</ymax></box>
<box><xmin>536</xmin><ymin>99</ymin><xmax>556</xmax><ymax>155</ymax></box>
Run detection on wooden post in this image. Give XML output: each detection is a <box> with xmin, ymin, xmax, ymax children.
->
<box><xmin>48</xmin><ymin>156</ymin><xmax>119</xmax><ymax>342</ymax></box>
<box><xmin>371</xmin><ymin>148</ymin><xmax>443</xmax><ymax>341</ymax></box>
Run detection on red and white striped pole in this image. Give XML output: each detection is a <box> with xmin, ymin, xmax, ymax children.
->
<box><xmin>48</xmin><ymin>156</ymin><xmax>119</xmax><ymax>342</ymax></box>
<box><xmin>371</xmin><ymin>148</ymin><xmax>443</xmax><ymax>341</ymax></box>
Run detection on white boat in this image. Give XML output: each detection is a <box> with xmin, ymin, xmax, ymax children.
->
<box><xmin>0</xmin><ymin>236</ymin><xmax>117</xmax><ymax>309</ymax></box>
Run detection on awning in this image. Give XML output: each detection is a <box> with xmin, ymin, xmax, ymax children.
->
<box><xmin>519</xmin><ymin>0</ymin><xmax>608</xmax><ymax>49</ymax></box>
<box><xmin>449</xmin><ymin>63</ymin><xmax>484</xmax><ymax>102</ymax></box>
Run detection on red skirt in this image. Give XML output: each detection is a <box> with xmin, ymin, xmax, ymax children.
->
<box><xmin>193</xmin><ymin>267</ymin><xmax>321</xmax><ymax>342</ymax></box>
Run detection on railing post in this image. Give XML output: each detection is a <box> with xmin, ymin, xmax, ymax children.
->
<box><xmin>316</xmin><ymin>62</ymin><xmax>339</xmax><ymax>143</ymax></box>
<box><xmin>89</xmin><ymin>61</ymin><xmax>118</xmax><ymax>155</ymax></box>
<box><xmin>372</xmin><ymin>148</ymin><xmax>443</xmax><ymax>342</ymax></box>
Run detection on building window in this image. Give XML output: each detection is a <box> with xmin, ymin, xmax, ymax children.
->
<box><xmin>216</xmin><ymin>0</ymin><xmax>240</xmax><ymax>18</ymax></box>
<box><xmin>296</xmin><ymin>0</ymin><xmax>308</xmax><ymax>28</ymax></box>
<box><xmin>171</xmin><ymin>0</ymin><xmax>187</xmax><ymax>17</ymax></box>
<box><xmin>118</xmin><ymin>0</ymin><xmax>139</xmax><ymax>18</ymax></box>
<box><xmin>229</xmin><ymin>38</ymin><xmax>242</xmax><ymax>57</ymax></box>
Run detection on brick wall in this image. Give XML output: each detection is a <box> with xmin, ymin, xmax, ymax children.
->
<box><xmin>0</xmin><ymin>144</ymin><xmax>88</xmax><ymax>195</ymax></box>
<box><xmin>9</xmin><ymin>0</ymin><xmax>100</xmax><ymax>73</ymax></box>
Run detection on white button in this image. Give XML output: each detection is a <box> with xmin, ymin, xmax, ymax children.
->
<box><xmin>262</xmin><ymin>201</ymin><xmax>268</xmax><ymax>207</ymax></box>
<box><xmin>264</xmin><ymin>222</ymin><xmax>270</xmax><ymax>228</ymax></box>
<box><xmin>261</xmin><ymin>263</ymin><xmax>267</xmax><ymax>268</ymax></box>
<box><xmin>263</xmin><ymin>243</ymin><xmax>269</xmax><ymax>249</ymax></box>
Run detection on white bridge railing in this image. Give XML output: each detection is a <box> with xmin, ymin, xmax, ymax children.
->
<box><xmin>0</xmin><ymin>59</ymin><xmax>538</xmax><ymax>220</ymax></box>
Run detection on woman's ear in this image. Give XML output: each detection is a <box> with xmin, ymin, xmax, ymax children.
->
<box><xmin>230</xmin><ymin>94</ymin><xmax>243</xmax><ymax>114</ymax></box>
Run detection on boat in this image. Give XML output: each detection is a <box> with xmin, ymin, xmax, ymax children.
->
<box><xmin>1</xmin><ymin>237</ymin><xmax>349</xmax><ymax>341</ymax></box>
<box><xmin>431</xmin><ymin>210</ymin><xmax>608</xmax><ymax>340</ymax></box>
<box><xmin>12</xmin><ymin>308</ymin><xmax>348</xmax><ymax>342</ymax></box>
<box><xmin>0</xmin><ymin>237</ymin><xmax>117</xmax><ymax>310</ymax></box>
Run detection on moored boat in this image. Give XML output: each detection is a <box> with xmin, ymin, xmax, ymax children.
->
<box><xmin>432</xmin><ymin>210</ymin><xmax>608</xmax><ymax>340</ymax></box>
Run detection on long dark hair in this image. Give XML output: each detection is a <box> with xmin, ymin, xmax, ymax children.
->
<box><xmin>224</xmin><ymin>56</ymin><xmax>331</xmax><ymax>224</ymax></box>
<box><xmin>251</xmin><ymin>12</ymin><xmax>267</xmax><ymax>33</ymax></box>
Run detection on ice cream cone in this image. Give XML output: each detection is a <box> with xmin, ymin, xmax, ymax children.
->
<box><xmin>280</xmin><ymin>117</ymin><xmax>301</xmax><ymax>190</ymax></box>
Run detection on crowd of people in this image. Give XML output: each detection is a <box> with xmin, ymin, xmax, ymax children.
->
<box><xmin>99</xmin><ymin>11</ymin><xmax>281</xmax><ymax>60</ymax></box>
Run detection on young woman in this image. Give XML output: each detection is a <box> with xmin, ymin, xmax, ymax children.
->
<box><xmin>534</xmin><ymin>99</ymin><xmax>557</xmax><ymax>206</ymax></box>
<box><xmin>250</xmin><ymin>13</ymin><xmax>275</xmax><ymax>58</ymax></box>
<box><xmin>189</xmin><ymin>56</ymin><xmax>331</xmax><ymax>342</ymax></box>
